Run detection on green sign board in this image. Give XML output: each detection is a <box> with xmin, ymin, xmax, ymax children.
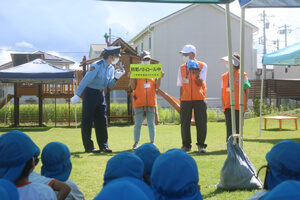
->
<box><xmin>130</xmin><ymin>64</ymin><xmax>162</xmax><ymax>78</ymax></box>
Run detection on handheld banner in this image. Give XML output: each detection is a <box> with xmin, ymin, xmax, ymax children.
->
<box><xmin>130</xmin><ymin>64</ymin><xmax>162</xmax><ymax>78</ymax></box>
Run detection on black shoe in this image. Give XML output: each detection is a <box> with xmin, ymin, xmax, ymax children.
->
<box><xmin>181</xmin><ymin>146</ymin><xmax>191</xmax><ymax>152</ymax></box>
<box><xmin>100</xmin><ymin>147</ymin><xmax>112</xmax><ymax>153</ymax></box>
<box><xmin>85</xmin><ymin>148</ymin><xmax>101</xmax><ymax>153</ymax></box>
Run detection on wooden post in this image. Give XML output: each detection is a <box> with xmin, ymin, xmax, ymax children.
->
<box><xmin>68</xmin><ymin>84</ymin><xmax>70</xmax><ymax>127</ymax></box>
<box><xmin>14</xmin><ymin>83</ymin><xmax>19</xmax><ymax>126</ymax></box>
<box><xmin>38</xmin><ymin>84</ymin><xmax>43</xmax><ymax>126</ymax></box>
<box><xmin>127</xmin><ymin>91</ymin><xmax>133</xmax><ymax>124</ymax></box>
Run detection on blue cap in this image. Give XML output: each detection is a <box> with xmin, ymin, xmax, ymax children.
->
<box><xmin>0</xmin><ymin>179</ymin><xmax>19</xmax><ymax>200</ymax></box>
<box><xmin>104</xmin><ymin>177</ymin><xmax>154</xmax><ymax>200</ymax></box>
<box><xmin>260</xmin><ymin>180</ymin><xmax>300</xmax><ymax>200</ymax></box>
<box><xmin>0</xmin><ymin>130</ymin><xmax>37</xmax><ymax>182</ymax></box>
<box><xmin>134</xmin><ymin>143</ymin><xmax>160</xmax><ymax>179</ymax></box>
<box><xmin>187</xmin><ymin>60</ymin><xmax>200</xmax><ymax>70</ymax></box>
<box><xmin>41</xmin><ymin>142</ymin><xmax>72</xmax><ymax>182</ymax></box>
<box><xmin>103</xmin><ymin>152</ymin><xmax>144</xmax><ymax>186</ymax></box>
<box><xmin>266</xmin><ymin>140</ymin><xmax>300</xmax><ymax>190</ymax></box>
<box><xmin>151</xmin><ymin>149</ymin><xmax>203</xmax><ymax>200</ymax></box>
<box><xmin>94</xmin><ymin>178</ymin><xmax>151</xmax><ymax>200</ymax></box>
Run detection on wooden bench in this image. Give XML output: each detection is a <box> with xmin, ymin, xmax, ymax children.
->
<box><xmin>263</xmin><ymin>116</ymin><xmax>299</xmax><ymax>131</ymax></box>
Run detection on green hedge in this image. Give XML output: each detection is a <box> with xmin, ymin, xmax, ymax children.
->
<box><xmin>0</xmin><ymin>103</ymin><xmax>228</xmax><ymax>125</ymax></box>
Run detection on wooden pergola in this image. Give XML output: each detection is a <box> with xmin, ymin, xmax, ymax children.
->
<box><xmin>79</xmin><ymin>38</ymin><xmax>159</xmax><ymax>124</ymax></box>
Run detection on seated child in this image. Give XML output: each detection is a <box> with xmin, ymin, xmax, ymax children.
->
<box><xmin>103</xmin><ymin>152</ymin><xmax>144</xmax><ymax>186</ymax></box>
<box><xmin>134</xmin><ymin>143</ymin><xmax>160</xmax><ymax>185</ymax></box>
<box><xmin>260</xmin><ymin>180</ymin><xmax>300</xmax><ymax>200</ymax></box>
<box><xmin>248</xmin><ymin>140</ymin><xmax>300</xmax><ymax>200</ymax></box>
<box><xmin>0</xmin><ymin>178</ymin><xmax>19</xmax><ymax>200</ymax></box>
<box><xmin>41</xmin><ymin>142</ymin><xmax>85</xmax><ymax>200</ymax></box>
<box><xmin>0</xmin><ymin>130</ymin><xmax>57</xmax><ymax>200</ymax></box>
<box><xmin>94</xmin><ymin>177</ymin><xmax>152</xmax><ymax>200</ymax></box>
<box><xmin>151</xmin><ymin>148</ymin><xmax>203</xmax><ymax>200</ymax></box>
<box><xmin>30</xmin><ymin>143</ymin><xmax>71</xmax><ymax>200</ymax></box>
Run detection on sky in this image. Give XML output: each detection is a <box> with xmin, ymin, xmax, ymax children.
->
<box><xmin>1</xmin><ymin>0</ymin><xmax>300</xmax><ymax>69</ymax></box>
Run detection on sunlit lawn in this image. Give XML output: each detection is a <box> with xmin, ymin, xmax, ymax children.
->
<box><xmin>0</xmin><ymin>116</ymin><xmax>299</xmax><ymax>199</ymax></box>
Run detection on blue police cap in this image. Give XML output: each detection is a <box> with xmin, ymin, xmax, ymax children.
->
<box><xmin>104</xmin><ymin>46</ymin><xmax>121</xmax><ymax>56</ymax></box>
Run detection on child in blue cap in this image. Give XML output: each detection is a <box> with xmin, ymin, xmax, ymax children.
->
<box><xmin>134</xmin><ymin>143</ymin><xmax>160</xmax><ymax>185</ymax></box>
<box><xmin>103</xmin><ymin>152</ymin><xmax>144</xmax><ymax>186</ymax></box>
<box><xmin>0</xmin><ymin>130</ymin><xmax>57</xmax><ymax>200</ymax></box>
<box><xmin>41</xmin><ymin>142</ymin><xmax>85</xmax><ymax>200</ymax></box>
<box><xmin>0</xmin><ymin>179</ymin><xmax>19</xmax><ymax>200</ymax></box>
<box><xmin>29</xmin><ymin>143</ymin><xmax>71</xmax><ymax>200</ymax></box>
<box><xmin>151</xmin><ymin>148</ymin><xmax>203</xmax><ymax>200</ymax></box>
<box><xmin>248</xmin><ymin>140</ymin><xmax>300</xmax><ymax>200</ymax></box>
<box><xmin>94</xmin><ymin>177</ymin><xmax>152</xmax><ymax>200</ymax></box>
<box><xmin>260</xmin><ymin>180</ymin><xmax>300</xmax><ymax>200</ymax></box>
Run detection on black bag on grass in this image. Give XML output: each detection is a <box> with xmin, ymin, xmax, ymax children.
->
<box><xmin>216</xmin><ymin>136</ymin><xmax>263</xmax><ymax>190</ymax></box>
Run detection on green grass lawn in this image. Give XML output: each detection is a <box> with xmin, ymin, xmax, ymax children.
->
<box><xmin>0</xmin><ymin>116</ymin><xmax>299</xmax><ymax>200</ymax></box>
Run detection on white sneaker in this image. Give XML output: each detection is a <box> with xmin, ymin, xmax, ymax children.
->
<box><xmin>198</xmin><ymin>146</ymin><xmax>206</xmax><ymax>153</ymax></box>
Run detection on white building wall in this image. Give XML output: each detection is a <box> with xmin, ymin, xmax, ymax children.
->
<box><xmin>150</xmin><ymin>5</ymin><xmax>255</xmax><ymax>107</ymax></box>
<box><xmin>274</xmin><ymin>65</ymin><xmax>300</xmax><ymax>79</ymax></box>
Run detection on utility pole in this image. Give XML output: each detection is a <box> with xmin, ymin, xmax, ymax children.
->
<box><xmin>285</xmin><ymin>24</ymin><xmax>287</xmax><ymax>47</ymax></box>
<box><xmin>278</xmin><ymin>24</ymin><xmax>292</xmax><ymax>47</ymax></box>
<box><xmin>109</xmin><ymin>28</ymin><xmax>112</xmax><ymax>44</ymax></box>
<box><xmin>259</xmin><ymin>10</ymin><xmax>274</xmax><ymax>79</ymax></box>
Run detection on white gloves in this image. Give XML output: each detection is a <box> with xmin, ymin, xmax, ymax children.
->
<box><xmin>71</xmin><ymin>95</ymin><xmax>80</xmax><ymax>105</ymax></box>
<box><xmin>114</xmin><ymin>68</ymin><xmax>125</xmax><ymax>80</ymax></box>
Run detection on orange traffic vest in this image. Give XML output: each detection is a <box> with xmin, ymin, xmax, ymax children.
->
<box><xmin>222</xmin><ymin>70</ymin><xmax>247</xmax><ymax>112</ymax></box>
<box><xmin>180</xmin><ymin>60</ymin><xmax>206</xmax><ymax>101</ymax></box>
<box><xmin>133</xmin><ymin>79</ymin><xmax>157</xmax><ymax>108</ymax></box>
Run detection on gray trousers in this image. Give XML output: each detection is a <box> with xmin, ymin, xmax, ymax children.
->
<box><xmin>224</xmin><ymin>109</ymin><xmax>240</xmax><ymax>142</ymax></box>
<box><xmin>180</xmin><ymin>100</ymin><xmax>207</xmax><ymax>148</ymax></box>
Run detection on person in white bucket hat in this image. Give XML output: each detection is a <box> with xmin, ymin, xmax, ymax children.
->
<box><xmin>220</xmin><ymin>52</ymin><xmax>251</xmax><ymax>142</ymax></box>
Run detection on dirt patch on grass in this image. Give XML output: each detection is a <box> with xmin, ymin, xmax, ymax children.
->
<box><xmin>278</xmin><ymin>109</ymin><xmax>300</xmax><ymax>117</ymax></box>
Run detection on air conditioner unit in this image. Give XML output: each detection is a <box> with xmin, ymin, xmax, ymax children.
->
<box><xmin>256</xmin><ymin>69</ymin><xmax>262</xmax><ymax>75</ymax></box>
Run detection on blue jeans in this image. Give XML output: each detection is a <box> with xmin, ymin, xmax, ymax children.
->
<box><xmin>134</xmin><ymin>111</ymin><xmax>155</xmax><ymax>142</ymax></box>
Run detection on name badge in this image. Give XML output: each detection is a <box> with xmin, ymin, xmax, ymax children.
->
<box><xmin>226</xmin><ymin>87</ymin><xmax>230</xmax><ymax>92</ymax></box>
<box><xmin>184</xmin><ymin>78</ymin><xmax>189</xmax><ymax>84</ymax></box>
<box><xmin>144</xmin><ymin>83</ymin><xmax>150</xmax><ymax>88</ymax></box>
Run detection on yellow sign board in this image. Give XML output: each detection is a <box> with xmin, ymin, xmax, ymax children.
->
<box><xmin>130</xmin><ymin>64</ymin><xmax>162</xmax><ymax>78</ymax></box>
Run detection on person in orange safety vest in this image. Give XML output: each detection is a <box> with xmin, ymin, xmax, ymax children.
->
<box><xmin>220</xmin><ymin>52</ymin><xmax>251</xmax><ymax>141</ymax></box>
<box><xmin>128</xmin><ymin>51</ymin><xmax>164</xmax><ymax>150</ymax></box>
<box><xmin>177</xmin><ymin>44</ymin><xmax>208</xmax><ymax>153</ymax></box>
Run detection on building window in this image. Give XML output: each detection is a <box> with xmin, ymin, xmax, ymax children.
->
<box><xmin>149</xmin><ymin>37</ymin><xmax>151</xmax><ymax>50</ymax></box>
<box><xmin>141</xmin><ymin>42</ymin><xmax>144</xmax><ymax>52</ymax></box>
<box><xmin>135</xmin><ymin>46</ymin><xmax>138</xmax><ymax>54</ymax></box>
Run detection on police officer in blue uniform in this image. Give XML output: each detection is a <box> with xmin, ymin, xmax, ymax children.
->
<box><xmin>71</xmin><ymin>46</ymin><xmax>125</xmax><ymax>153</ymax></box>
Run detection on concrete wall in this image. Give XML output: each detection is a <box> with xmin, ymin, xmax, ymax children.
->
<box><xmin>131</xmin><ymin>4</ymin><xmax>256</xmax><ymax>107</ymax></box>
